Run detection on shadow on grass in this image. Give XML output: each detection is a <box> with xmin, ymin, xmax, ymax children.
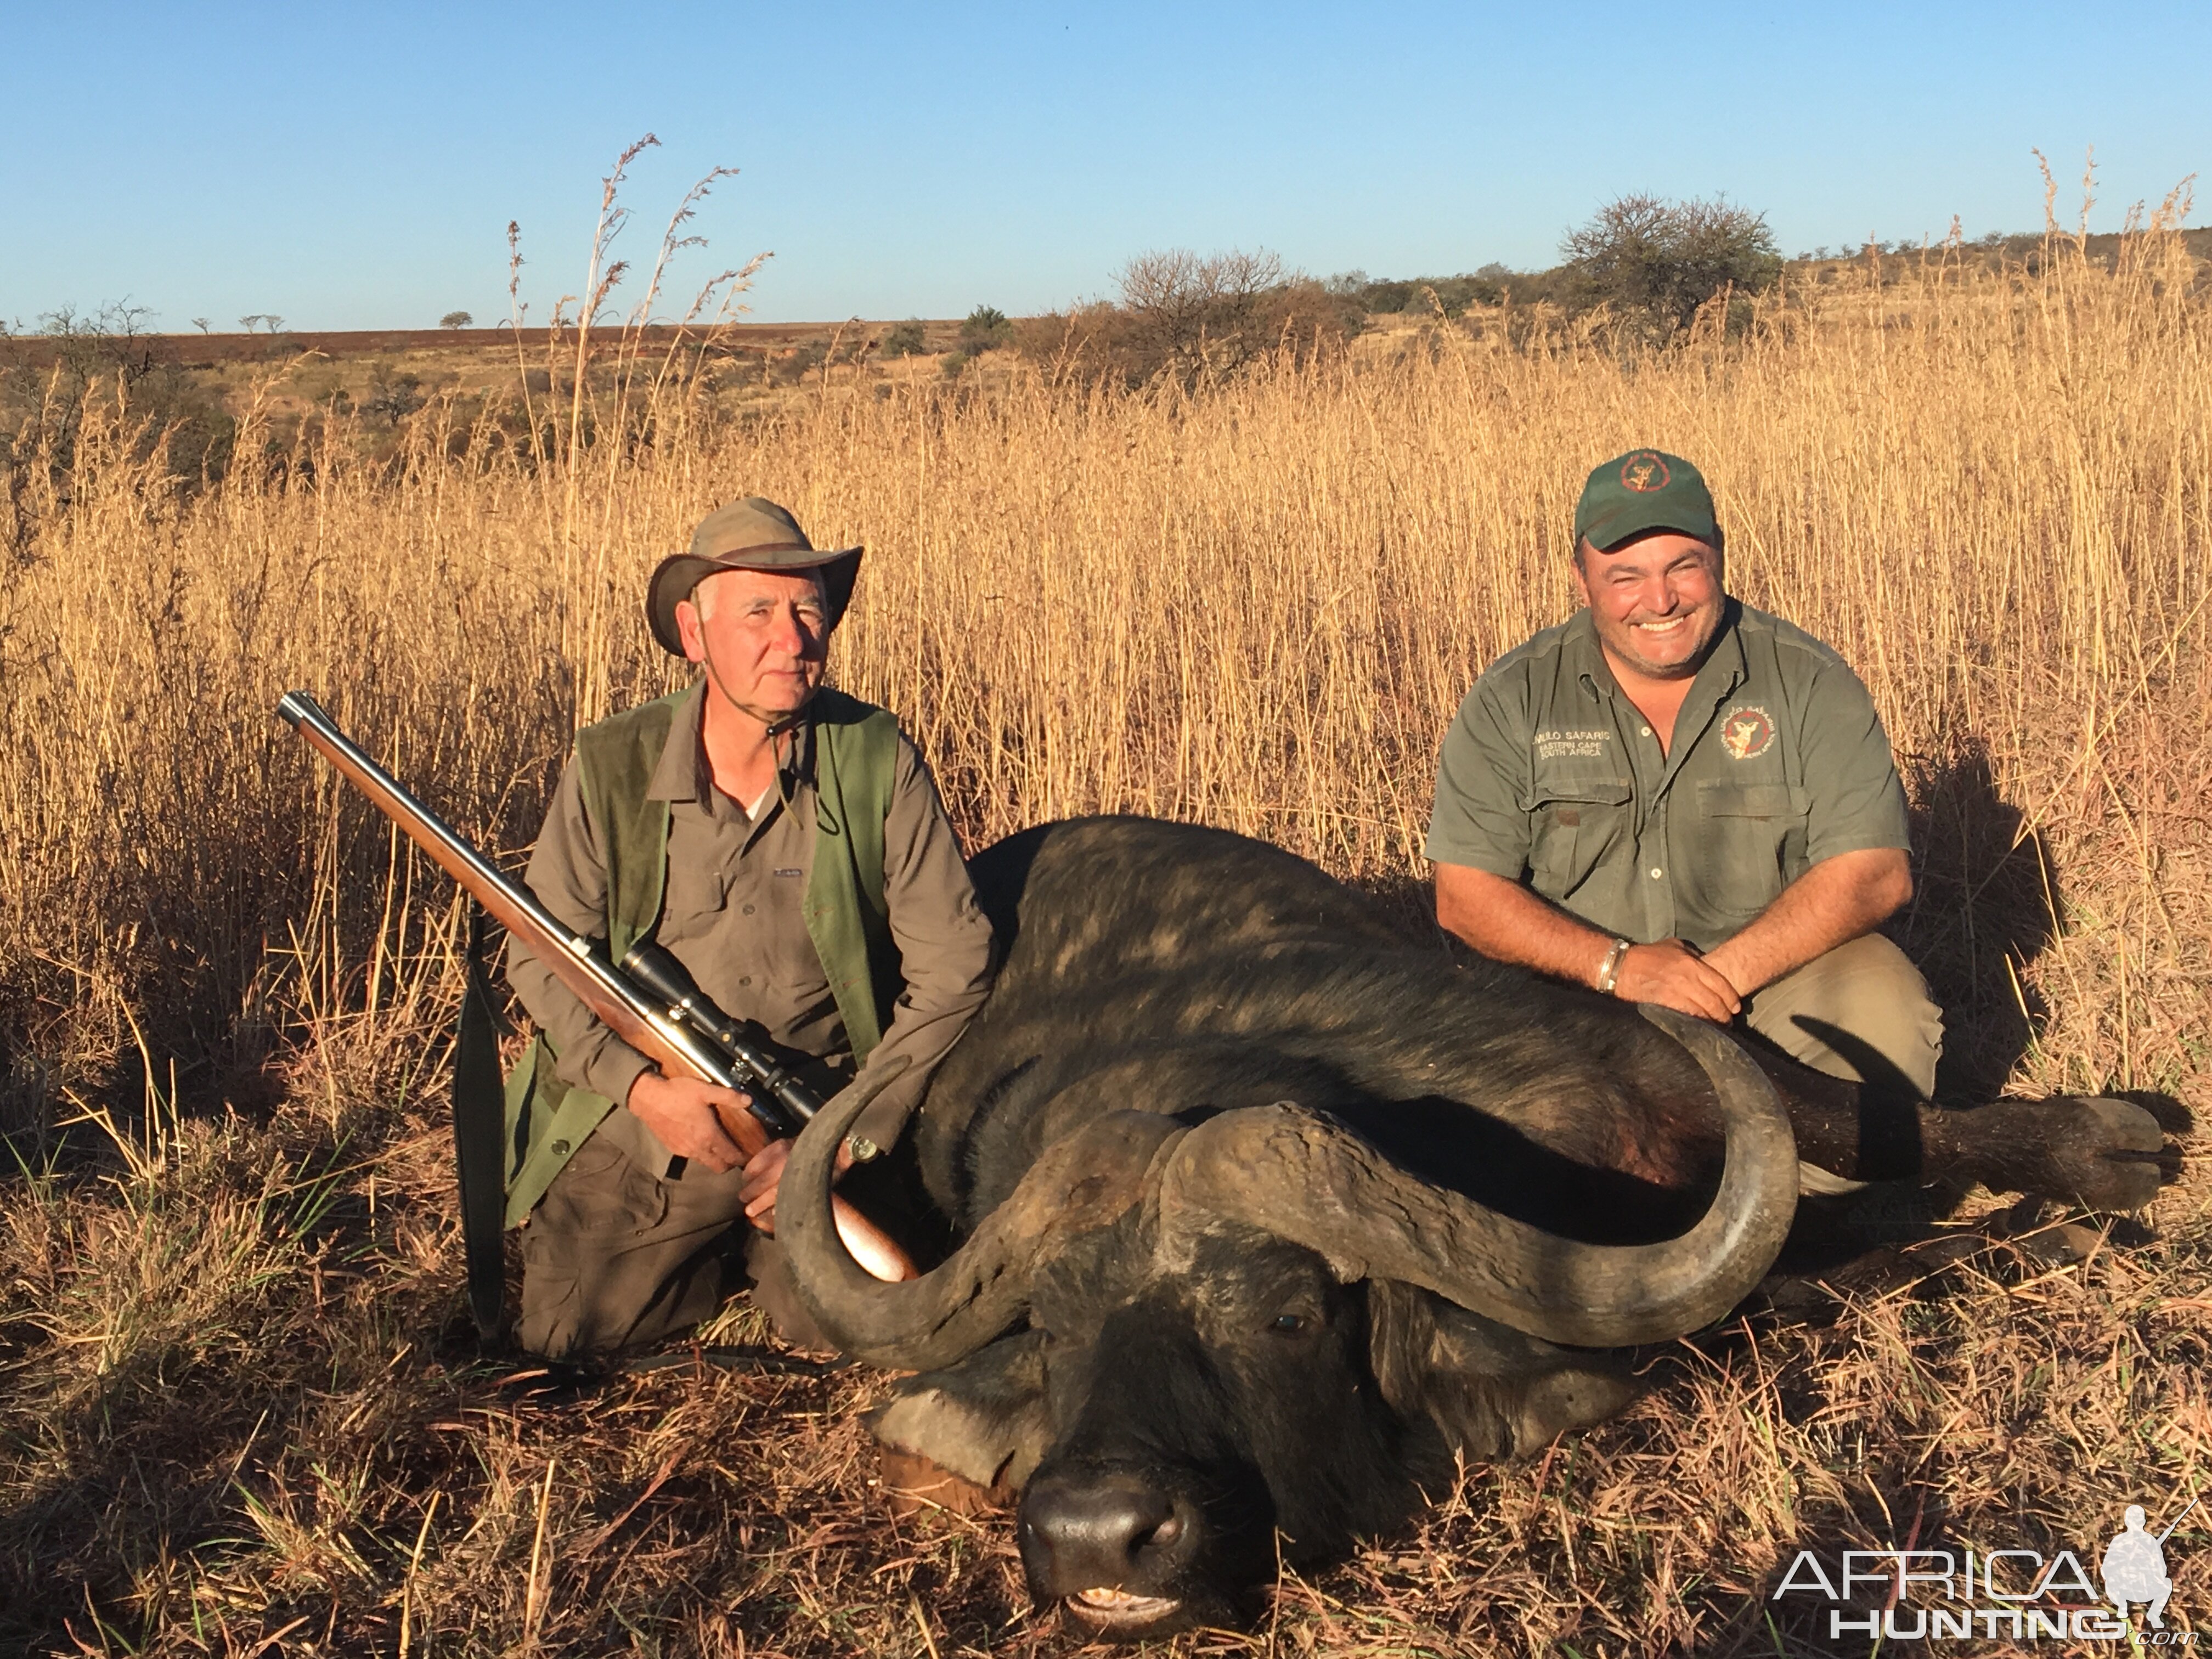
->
<box><xmin>1897</xmin><ymin>741</ymin><xmax>2061</xmax><ymax>1103</ymax></box>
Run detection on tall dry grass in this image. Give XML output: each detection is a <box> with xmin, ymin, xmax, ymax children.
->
<box><xmin>1</xmin><ymin>224</ymin><xmax>2207</xmax><ymax>1655</ymax></box>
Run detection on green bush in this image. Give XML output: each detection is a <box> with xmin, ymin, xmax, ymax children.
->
<box><xmin>1322</xmin><ymin>266</ymin><xmax>1528</xmax><ymax>319</ymax></box>
<box><xmin>362</xmin><ymin>363</ymin><xmax>425</xmax><ymax>424</ymax></box>
<box><xmin>770</xmin><ymin>340</ymin><xmax>828</xmax><ymax>386</ymax></box>
<box><xmin>957</xmin><ymin>306</ymin><xmax>1012</xmax><ymax>354</ymax></box>
<box><xmin>880</xmin><ymin>319</ymin><xmax>927</xmax><ymax>358</ymax></box>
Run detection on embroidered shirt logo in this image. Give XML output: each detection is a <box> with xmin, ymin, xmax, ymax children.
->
<box><xmin>773</xmin><ymin>867</ymin><xmax>804</xmax><ymax>878</ymax></box>
<box><xmin>1620</xmin><ymin>451</ymin><xmax>1672</xmax><ymax>493</ymax></box>
<box><xmin>1720</xmin><ymin>707</ymin><xmax>1776</xmax><ymax>761</ymax></box>
<box><xmin>1536</xmin><ymin>728</ymin><xmax>1613</xmax><ymax>760</ymax></box>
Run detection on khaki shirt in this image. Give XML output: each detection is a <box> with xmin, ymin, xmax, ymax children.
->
<box><xmin>1425</xmin><ymin>600</ymin><xmax>1909</xmax><ymax>952</ymax></box>
<box><xmin>508</xmin><ymin>683</ymin><xmax>996</xmax><ymax>1172</ymax></box>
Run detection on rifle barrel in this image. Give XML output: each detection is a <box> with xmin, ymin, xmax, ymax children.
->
<box><xmin>280</xmin><ymin>692</ymin><xmax>569</xmax><ymax>944</ymax></box>
<box><xmin>2157</xmin><ymin>1496</ymin><xmax>2199</xmax><ymax>1543</ymax></box>
<box><xmin>275</xmin><ymin>691</ymin><xmax>756</xmax><ymax>1120</ymax></box>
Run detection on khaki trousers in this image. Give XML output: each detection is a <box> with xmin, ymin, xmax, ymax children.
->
<box><xmin>1741</xmin><ymin>933</ymin><xmax>1943</xmax><ymax>1099</ymax></box>
<box><xmin>516</xmin><ymin>1134</ymin><xmax>826</xmax><ymax>1359</ymax></box>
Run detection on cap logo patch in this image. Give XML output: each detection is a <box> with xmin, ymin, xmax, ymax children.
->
<box><xmin>1720</xmin><ymin>706</ymin><xmax>1776</xmax><ymax>761</ymax></box>
<box><xmin>1620</xmin><ymin>452</ymin><xmax>1672</xmax><ymax>493</ymax></box>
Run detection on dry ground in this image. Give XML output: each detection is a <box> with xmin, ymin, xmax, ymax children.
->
<box><xmin>2</xmin><ymin>230</ymin><xmax>2208</xmax><ymax>1656</ymax></box>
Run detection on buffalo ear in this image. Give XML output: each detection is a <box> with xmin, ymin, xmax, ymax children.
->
<box><xmin>864</xmin><ymin>1329</ymin><xmax>1055</xmax><ymax>1491</ymax></box>
<box><xmin>1366</xmin><ymin>1281</ymin><xmax>1641</xmax><ymax>1459</ymax></box>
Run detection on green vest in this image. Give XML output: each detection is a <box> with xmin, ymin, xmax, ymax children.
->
<box><xmin>500</xmin><ymin>687</ymin><xmax>904</xmax><ymax>1226</ymax></box>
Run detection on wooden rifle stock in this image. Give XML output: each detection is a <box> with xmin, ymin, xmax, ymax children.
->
<box><xmin>275</xmin><ymin>691</ymin><xmax>915</xmax><ymax>1285</ymax></box>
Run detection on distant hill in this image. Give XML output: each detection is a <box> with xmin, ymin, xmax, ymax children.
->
<box><xmin>0</xmin><ymin>319</ymin><xmax>940</xmax><ymax>371</ymax></box>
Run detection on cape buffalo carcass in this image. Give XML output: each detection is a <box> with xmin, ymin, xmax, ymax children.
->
<box><xmin>780</xmin><ymin>817</ymin><xmax>2165</xmax><ymax>1638</ymax></box>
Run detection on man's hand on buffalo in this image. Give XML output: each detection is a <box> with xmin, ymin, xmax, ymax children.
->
<box><xmin>1611</xmin><ymin>939</ymin><xmax>1741</xmax><ymax>1023</ymax></box>
<box><xmin>625</xmin><ymin>1069</ymin><xmax>754</xmax><ymax>1173</ymax></box>
<box><xmin>738</xmin><ymin>1132</ymin><xmax>857</xmax><ymax>1235</ymax></box>
<box><xmin>741</xmin><ymin>1138</ymin><xmax>789</xmax><ymax>1231</ymax></box>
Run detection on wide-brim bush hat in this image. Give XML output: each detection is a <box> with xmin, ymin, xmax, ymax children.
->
<box><xmin>646</xmin><ymin>496</ymin><xmax>864</xmax><ymax>654</ymax></box>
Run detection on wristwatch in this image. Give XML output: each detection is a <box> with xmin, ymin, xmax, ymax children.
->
<box><xmin>1594</xmin><ymin>936</ymin><xmax>1633</xmax><ymax>996</ymax></box>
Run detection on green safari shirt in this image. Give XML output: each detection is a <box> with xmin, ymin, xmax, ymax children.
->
<box><xmin>1425</xmin><ymin>599</ymin><xmax>1909</xmax><ymax>953</ymax></box>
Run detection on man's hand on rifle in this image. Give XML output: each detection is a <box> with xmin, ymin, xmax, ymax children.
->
<box><xmin>626</xmin><ymin>1070</ymin><xmax>753</xmax><ymax>1172</ymax></box>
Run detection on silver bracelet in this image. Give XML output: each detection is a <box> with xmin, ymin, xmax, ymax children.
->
<box><xmin>1594</xmin><ymin>936</ymin><xmax>1633</xmax><ymax>996</ymax></box>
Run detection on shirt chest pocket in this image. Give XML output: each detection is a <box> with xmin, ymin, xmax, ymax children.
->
<box><xmin>1524</xmin><ymin>778</ymin><xmax>1632</xmax><ymax>899</ymax></box>
<box><xmin>656</xmin><ymin>861</ymin><xmax>728</xmax><ymax>952</ymax></box>
<box><xmin>1691</xmin><ymin>781</ymin><xmax>1811</xmax><ymax>914</ymax></box>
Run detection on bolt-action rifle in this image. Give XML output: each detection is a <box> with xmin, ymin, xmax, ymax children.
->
<box><xmin>275</xmin><ymin>691</ymin><xmax>914</xmax><ymax>1335</ymax></box>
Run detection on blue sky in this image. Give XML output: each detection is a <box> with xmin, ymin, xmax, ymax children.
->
<box><xmin>4</xmin><ymin>2</ymin><xmax>2207</xmax><ymax>330</ymax></box>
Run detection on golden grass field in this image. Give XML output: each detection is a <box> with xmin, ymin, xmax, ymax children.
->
<box><xmin>1</xmin><ymin>225</ymin><xmax>2208</xmax><ymax>1656</ymax></box>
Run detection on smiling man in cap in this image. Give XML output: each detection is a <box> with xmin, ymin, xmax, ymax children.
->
<box><xmin>502</xmin><ymin>496</ymin><xmax>996</xmax><ymax>1359</ymax></box>
<box><xmin>1426</xmin><ymin>449</ymin><xmax>1942</xmax><ymax>1114</ymax></box>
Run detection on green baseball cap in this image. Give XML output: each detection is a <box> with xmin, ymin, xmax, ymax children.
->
<box><xmin>645</xmin><ymin>496</ymin><xmax>863</xmax><ymax>654</ymax></box>
<box><xmin>1573</xmin><ymin>449</ymin><xmax>1720</xmax><ymax>552</ymax></box>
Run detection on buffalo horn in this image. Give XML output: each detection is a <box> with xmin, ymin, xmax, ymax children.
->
<box><xmin>779</xmin><ymin>1070</ymin><xmax>1186</xmax><ymax>1370</ymax></box>
<box><xmin>1152</xmin><ymin>1005</ymin><xmax>1798</xmax><ymax>1347</ymax></box>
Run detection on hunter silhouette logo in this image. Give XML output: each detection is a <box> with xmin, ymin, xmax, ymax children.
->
<box><xmin>2103</xmin><ymin>1499</ymin><xmax>2193</xmax><ymax>1630</ymax></box>
<box><xmin>1721</xmin><ymin>707</ymin><xmax>1776</xmax><ymax>761</ymax></box>
<box><xmin>1619</xmin><ymin>452</ymin><xmax>1672</xmax><ymax>492</ymax></box>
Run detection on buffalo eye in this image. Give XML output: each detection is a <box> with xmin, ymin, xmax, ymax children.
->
<box><xmin>1269</xmin><ymin>1312</ymin><xmax>1311</xmax><ymax>1336</ymax></box>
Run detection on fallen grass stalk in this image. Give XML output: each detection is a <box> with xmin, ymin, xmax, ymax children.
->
<box><xmin>522</xmin><ymin>1457</ymin><xmax>556</xmax><ymax>1653</ymax></box>
<box><xmin>398</xmin><ymin>1489</ymin><xmax>438</xmax><ymax>1659</ymax></box>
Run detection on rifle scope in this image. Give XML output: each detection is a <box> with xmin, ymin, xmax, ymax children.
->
<box><xmin>619</xmin><ymin>940</ymin><xmax>824</xmax><ymax>1137</ymax></box>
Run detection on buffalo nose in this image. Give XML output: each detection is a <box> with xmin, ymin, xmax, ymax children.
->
<box><xmin>1021</xmin><ymin>1470</ymin><xmax>1197</xmax><ymax>1589</ymax></box>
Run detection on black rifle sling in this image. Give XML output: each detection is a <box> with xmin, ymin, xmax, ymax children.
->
<box><xmin>453</xmin><ymin>903</ymin><xmax>510</xmax><ymax>1337</ymax></box>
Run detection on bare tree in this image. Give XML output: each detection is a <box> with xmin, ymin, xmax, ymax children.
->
<box><xmin>14</xmin><ymin>300</ymin><xmax>234</xmax><ymax>479</ymax></box>
<box><xmin>1019</xmin><ymin>247</ymin><xmax>1357</xmax><ymax>387</ymax></box>
<box><xmin>1561</xmin><ymin>195</ymin><xmax>1781</xmax><ymax>341</ymax></box>
<box><xmin>1104</xmin><ymin>249</ymin><xmax>1306</xmax><ymax>382</ymax></box>
<box><xmin>41</xmin><ymin>301</ymin><xmax>158</xmax><ymax>360</ymax></box>
<box><xmin>1116</xmin><ymin>248</ymin><xmax>1284</xmax><ymax>370</ymax></box>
